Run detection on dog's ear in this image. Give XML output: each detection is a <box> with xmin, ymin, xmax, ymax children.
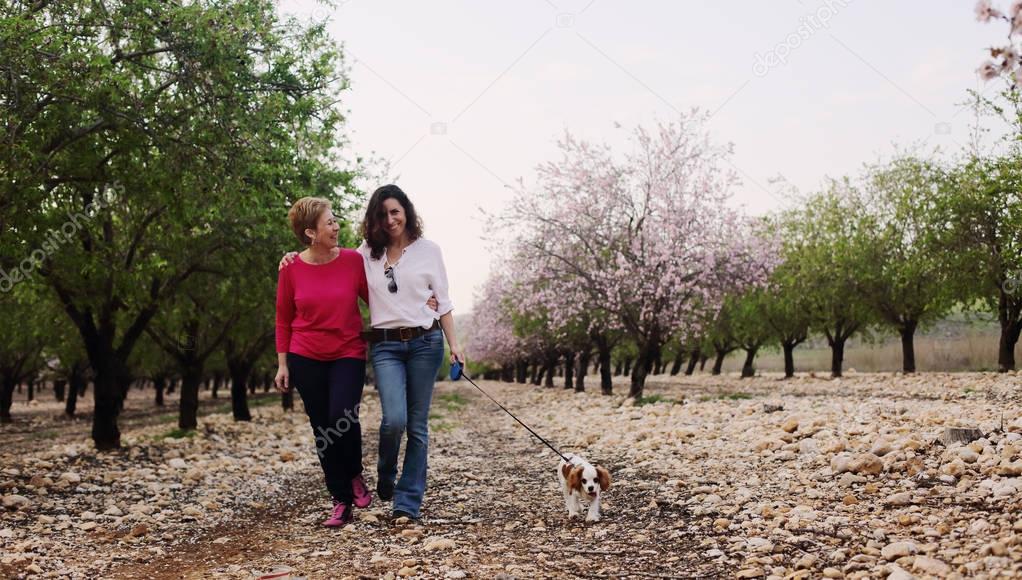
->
<box><xmin>567</xmin><ymin>466</ymin><xmax>584</xmax><ymax>491</ymax></box>
<box><xmin>596</xmin><ymin>466</ymin><xmax>611</xmax><ymax>491</ymax></box>
<box><xmin>561</xmin><ymin>463</ymin><xmax>573</xmax><ymax>480</ymax></box>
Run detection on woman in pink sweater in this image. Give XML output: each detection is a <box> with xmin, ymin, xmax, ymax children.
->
<box><xmin>274</xmin><ymin>197</ymin><xmax>435</xmax><ymax>527</ymax></box>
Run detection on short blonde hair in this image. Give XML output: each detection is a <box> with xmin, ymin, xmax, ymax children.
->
<box><xmin>288</xmin><ymin>197</ymin><xmax>332</xmax><ymax>246</ymax></box>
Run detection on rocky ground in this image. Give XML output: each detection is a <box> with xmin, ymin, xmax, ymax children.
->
<box><xmin>2</xmin><ymin>371</ymin><xmax>1022</xmax><ymax>579</ymax></box>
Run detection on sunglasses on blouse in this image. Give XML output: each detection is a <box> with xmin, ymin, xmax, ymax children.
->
<box><xmin>384</xmin><ymin>265</ymin><xmax>397</xmax><ymax>293</ymax></box>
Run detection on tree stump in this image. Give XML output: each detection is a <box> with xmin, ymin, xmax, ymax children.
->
<box><xmin>940</xmin><ymin>427</ymin><xmax>983</xmax><ymax>446</ymax></box>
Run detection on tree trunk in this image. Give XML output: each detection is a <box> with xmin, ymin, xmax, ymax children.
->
<box><xmin>92</xmin><ymin>369</ymin><xmax>124</xmax><ymax>450</ymax></box>
<box><xmin>900</xmin><ymin>319</ymin><xmax>918</xmax><ymax>374</ymax></box>
<box><xmin>281</xmin><ymin>390</ymin><xmax>294</xmax><ymax>411</ymax></box>
<box><xmin>66</xmin><ymin>365</ymin><xmax>85</xmax><ymax>417</ymax></box>
<box><xmin>563</xmin><ymin>352</ymin><xmax>575</xmax><ymax>390</ymax></box>
<box><xmin>27</xmin><ymin>380</ymin><xmax>34</xmax><ymax>402</ymax></box>
<box><xmin>0</xmin><ymin>375</ymin><xmax>15</xmax><ymax>423</ymax></box>
<box><xmin>997</xmin><ymin>318</ymin><xmax>1022</xmax><ymax>373</ymax></box>
<box><xmin>575</xmin><ymin>350</ymin><xmax>590</xmax><ymax>392</ymax></box>
<box><xmin>500</xmin><ymin>364</ymin><xmax>514</xmax><ymax>382</ymax></box>
<box><xmin>178</xmin><ymin>366</ymin><xmax>203</xmax><ymax>431</ymax></box>
<box><xmin>542</xmin><ymin>352</ymin><xmax>557</xmax><ymax>388</ymax></box>
<box><xmin>645</xmin><ymin>345</ymin><xmax>660</xmax><ymax>374</ymax></box>
<box><xmin>154</xmin><ymin>375</ymin><xmax>166</xmax><ymax>407</ymax></box>
<box><xmin>830</xmin><ymin>337</ymin><xmax>847</xmax><ymax>378</ymax></box>
<box><xmin>669</xmin><ymin>350</ymin><xmax>686</xmax><ymax>376</ymax></box>
<box><xmin>597</xmin><ymin>345</ymin><xmax>613</xmax><ymax>395</ymax></box>
<box><xmin>711</xmin><ymin>349</ymin><xmax>728</xmax><ymax>376</ymax></box>
<box><xmin>533</xmin><ymin>365</ymin><xmax>546</xmax><ymax>386</ymax></box>
<box><xmin>629</xmin><ymin>347</ymin><xmax>653</xmax><ymax>399</ymax></box>
<box><xmin>686</xmin><ymin>349</ymin><xmax>703</xmax><ymax>375</ymax></box>
<box><xmin>740</xmin><ymin>346</ymin><xmax>759</xmax><ymax>378</ymax></box>
<box><xmin>623</xmin><ymin>358</ymin><xmax>633</xmax><ymax>376</ymax></box>
<box><xmin>117</xmin><ymin>376</ymin><xmax>133</xmax><ymax>412</ymax></box>
<box><xmin>613</xmin><ymin>359</ymin><xmax>622</xmax><ymax>376</ymax></box>
<box><xmin>211</xmin><ymin>376</ymin><xmax>219</xmax><ymax>399</ymax></box>
<box><xmin>515</xmin><ymin>360</ymin><xmax>528</xmax><ymax>384</ymax></box>
<box><xmin>782</xmin><ymin>341</ymin><xmax>797</xmax><ymax>379</ymax></box>
<box><xmin>230</xmin><ymin>370</ymin><xmax>251</xmax><ymax>422</ymax></box>
<box><xmin>54</xmin><ymin>379</ymin><xmax>67</xmax><ymax>402</ymax></box>
<box><xmin>529</xmin><ymin>364</ymin><xmax>540</xmax><ymax>385</ymax></box>
<box><xmin>699</xmin><ymin>354</ymin><xmax>708</xmax><ymax>371</ymax></box>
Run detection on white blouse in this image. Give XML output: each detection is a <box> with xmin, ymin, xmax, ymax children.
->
<box><xmin>357</xmin><ymin>238</ymin><xmax>454</xmax><ymax>329</ymax></box>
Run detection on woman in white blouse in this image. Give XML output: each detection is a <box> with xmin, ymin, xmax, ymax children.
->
<box><xmin>356</xmin><ymin>185</ymin><xmax>461</xmax><ymax>521</ymax></box>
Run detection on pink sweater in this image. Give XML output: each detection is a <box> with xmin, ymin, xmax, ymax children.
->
<box><xmin>275</xmin><ymin>249</ymin><xmax>369</xmax><ymax>361</ymax></box>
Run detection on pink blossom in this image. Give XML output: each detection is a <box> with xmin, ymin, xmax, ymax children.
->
<box><xmin>478</xmin><ymin>114</ymin><xmax>778</xmax><ymax>387</ymax></box>
<box><xmin>979</xmin><ymin>59</ymin><xmax>1001</xmax><ymax>80</ymax></box>
<box><xmin>977</xmin><ymin>0</ymin><xmax>1002</xmax><ymax>22</ymax></box>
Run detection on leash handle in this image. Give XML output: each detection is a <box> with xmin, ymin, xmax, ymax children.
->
<box><xmin>452</xmin><ymin>364</ymin><xmax>573</xmax><ymax>464</ymax></box>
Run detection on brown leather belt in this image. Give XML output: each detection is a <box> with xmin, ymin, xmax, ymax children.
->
<box><xmin>363</xmin><ymin>320</ymin><xmax>440</xmax><ymax>344</ymax></box>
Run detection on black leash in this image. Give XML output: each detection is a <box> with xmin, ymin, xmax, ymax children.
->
<box><xmin>451</xmin><ymin>362</ymin><xmax>574</xmax><ymax>465</ymax></box>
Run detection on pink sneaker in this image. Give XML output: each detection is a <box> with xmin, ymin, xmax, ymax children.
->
<box><xmin>351</xmin><ymin>474</ymin><xmax>373</xmax><ymax>508</ymax></box>
<box><xmin>322</xmin><ymin>501</ymin><xmax>352</xmax><ymax>527</ymax></box>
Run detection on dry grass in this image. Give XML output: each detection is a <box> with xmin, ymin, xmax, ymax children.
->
<box><xmin>720</xmin><ymin>327</ymin><xmax>1017</xmax><ymax>374</ymax></box>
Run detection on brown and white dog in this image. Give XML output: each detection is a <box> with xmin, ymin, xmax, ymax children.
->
<box><xmin>558</xmin><ymin>453</ymin><xmax>611</xmax><ymax>522</ymax></box>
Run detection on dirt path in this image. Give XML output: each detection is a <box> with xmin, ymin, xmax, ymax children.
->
<box><xmin>107</xmin><ymin>384</ymin><xmax>723</xmax><ymax>579</ymax></box>
<box><xmin>9</xmin><ymin>372</ymin><xmax>1022</xmax><ymax>579</ymax></box>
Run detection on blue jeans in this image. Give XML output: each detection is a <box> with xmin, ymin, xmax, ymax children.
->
<box><xmin>371</xmin><ymin>329</ymin><xmax>445</xmax><ymax>517</ymax></box>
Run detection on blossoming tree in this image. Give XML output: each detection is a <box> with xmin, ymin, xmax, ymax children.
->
<box><xmin>497</xmin><ymin>114</ymin><xmax>775</xmax><ymax>398</ymax></box>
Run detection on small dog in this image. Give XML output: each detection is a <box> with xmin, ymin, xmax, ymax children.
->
<box><xmin>558</xmin><ymin>453</ymin><xmax>611</xmax><ymax>522</ymax></box>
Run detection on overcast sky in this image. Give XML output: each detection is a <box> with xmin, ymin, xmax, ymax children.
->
<box><xmin>281</xmin><ymin>0</ymin><xmax>1009</xmax><ymax>313</ymax></box>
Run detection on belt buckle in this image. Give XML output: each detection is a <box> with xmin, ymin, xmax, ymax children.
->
<box><xmin>399</xmin><ymin>327</ymin><xmax>413</xmax><ymax>341</ymax></box>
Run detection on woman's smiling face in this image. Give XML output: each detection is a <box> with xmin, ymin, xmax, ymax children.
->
<box><xmin>308</xmin><ymin>209</ymin><xmax>340</xmax><ymax>248</ymax></box>
<box><xmin>382</xmin><ymin>197</ymin><xmax>406</xmax><ymax>242</ymax></box>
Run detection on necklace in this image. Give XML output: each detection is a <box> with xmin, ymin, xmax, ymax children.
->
<box><xmin>385</xmin><ymin>240</ymin><xmax>410</xmax><ymax>268</ymax></box>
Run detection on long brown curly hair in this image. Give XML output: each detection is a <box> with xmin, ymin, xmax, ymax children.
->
<box><xmin>360</xmin><ymin>184</ymin><xmax>423</xmax><ymax>260</ymax></box>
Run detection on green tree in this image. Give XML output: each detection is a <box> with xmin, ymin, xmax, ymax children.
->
<box><xmin>729</xmin><ymin>289</ymin><xmax>774</xmax><ymax>378</ymax></box>
<box><xmin>0</xmin><ymin>284</ymin><xmax>48</xmax><ymax>423</ymax></box>
<box><xmin>1</xmin><ymin>0</ymin><xmax>355</xmax><ymax>449</ymax></box>
<box><xmin>145</xmin><ymin>274</ymin><xmax>237</xmax><ymax>431</ymax></box>
<box><xmin>760</xmin><ymin>245</ymin><xmax>812</xmax><ymax>378</ymax></box>
<box><xmin>786</xmin><ymin>185</ymin><xmax>876</xmax><ymax>378</ymax></box>
<box><xmin>130</xmin><ymin>333</ymin><xmax>175</xmax><ymax>408</ymax></box>
<box><xmin>854</xmin><ymin>156</ymin><xmax>955</xmax><ymax>373</ymax></box>
<box><xmin>704</xmin><ymin>302</ymin><xmax>738</xmax><ymax>376</ymax></box>
<box><xmin>942</xmin><ymin>156</ymin><xmax>1022</xmax><ymax>371</ymax></box>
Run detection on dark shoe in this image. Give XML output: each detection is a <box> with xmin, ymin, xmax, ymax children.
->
<box><xmin>377</xmin><ymin>479</ymin><xmax>394</xmax><ymax>502</ymax></box>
